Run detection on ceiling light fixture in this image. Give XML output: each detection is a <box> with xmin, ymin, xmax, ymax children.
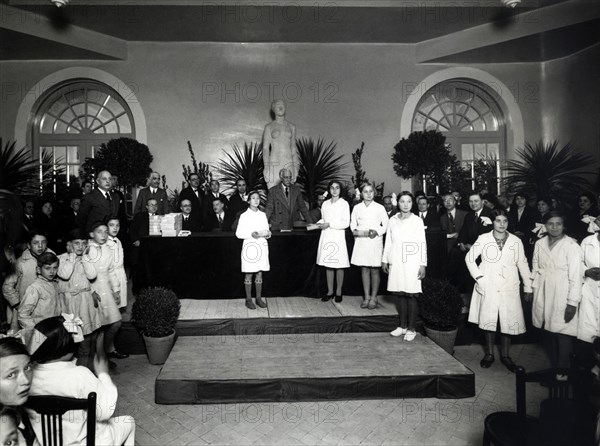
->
<box><xmin>501</xmin><ymin>0</ymin><xmax>521</xmax><ymax>7</ymax></box>
<box><xmin>50</xmin><ymin>0</ymin><xmax>70</xmax><ymax>7</ymax></box>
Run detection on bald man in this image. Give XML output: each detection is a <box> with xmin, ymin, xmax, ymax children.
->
<box><xmin>77</xmin><ymin>170</ymin><xmax>121</xmax><ymax>232</ymax></box>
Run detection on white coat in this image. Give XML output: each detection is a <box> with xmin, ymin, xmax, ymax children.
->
<box><xmin>532</xmin><ymin>235</ymin><xmax>583</xmax><ymax>336</ymax></box>
<box><xmin>350</xmin><ymin>201</ymin><xmax>389</xmax><ymax>267</ymax></box>
<box><xmin>235</xmin><ymin>208</ymin><xmax>270</xmax><ymax>273</ymax></box>
<box><xmin>578</xmin><ymin>234</ymin><xmax>600</xmax><ymax>343</ymax></box>
<box><xmin>316</xmin><ymin>198</ymin><xmax>350</xmax><ymax>268</ymax></box>
<box><xmin>466</xmin><ymin>232</ymin><xmax>532</xmax><ymax>335</ymax></box>
<box><xmin>382</xmin><ymin>213</ymin><xmax>427</xmax><ymax>294</ymax></box>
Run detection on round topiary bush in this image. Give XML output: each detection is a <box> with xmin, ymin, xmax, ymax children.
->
<box><xmin>132</xmin><ymin>287</ymin><xmax>181</xmax><ymax>338</ymax></box>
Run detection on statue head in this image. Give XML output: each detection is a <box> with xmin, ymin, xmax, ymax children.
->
<box><xmin>271</xmin><ymin>99</ymin><xmax>286</xmax><ymax>118</ymax></box>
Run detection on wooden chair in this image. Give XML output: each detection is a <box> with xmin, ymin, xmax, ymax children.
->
<box><xmin>482</xmin><ymin>365</ymin><xmax>593</xmax><ymax>446</ymax></box>
<box><xmin>25</xmin><ymin>392</ymin><xmax>97</xmax><ymax>446</ymax></box>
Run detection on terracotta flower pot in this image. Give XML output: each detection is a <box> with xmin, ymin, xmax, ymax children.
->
<box><xmin>142</xmin><ymin>331</ymin><xmax>176</xmax><ymax>365</ymax></box>
<box><xmin>424</xmin><ymin>326</ymin><xmax>458</xmax><ymax>355</ymax></box>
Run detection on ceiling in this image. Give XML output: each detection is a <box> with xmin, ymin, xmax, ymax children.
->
<box><xmin>2</xmin><ymin>0</ymin><xmax>599</xmax><ymax>62</ymax></box>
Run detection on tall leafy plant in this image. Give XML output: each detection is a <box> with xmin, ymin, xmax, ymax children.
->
<box><xmin>182</xmin><ymin>141</ymin><xmax>212</xmax><ymax>192</ymax></box>
<box><xmin>503</xmin><ymin>140</ymin><xmax>595</xmax><ymax>201</ymax></box>
<box><xmin>296</xmin><ymin>137</ymin><xmax>348</xmax><ymax>209</ymax></box>
<box><xmin>218</xmin><ymin>142</ymin><xmax>267</xmax><ymax>204</ymax></box>
<box><xmin>0</xmin><ymin>138</ymin><xmax>59</xmax><ymax>198</ymax></box>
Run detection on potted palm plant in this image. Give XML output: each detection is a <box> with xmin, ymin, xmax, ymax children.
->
<box><xmin>131</xmin><ymin>287</ymin><xmax>181</xmax><ymax>364</ymax></box>
<box><xmin>419</xmin><ymin>278</ymin><xmax>463</xmax><ymax>355</ymax></box>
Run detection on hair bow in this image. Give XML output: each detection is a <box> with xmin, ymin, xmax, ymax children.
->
<box><xmin>322</xmin><ymin>191</ymin><xmax>328</xmax><ymax>199</ymax></box>
<box><xmin>532</xmin><ymin>222</ymin><xmax>547</xmax><ymax>238</ymax></box>
<box><xmin>391</xmin><ymin>192</ymin><xmax>397</xmax><ymax>207</ymax></box>
<box><xmin>480</xmin><ymin>216</ymin><xmax>492</xmax><ymax>226</ymax></box>
<box><xmin>61</xmin><ymin>313</ymin><xmax>84</xmax><ymax>343</ymax></box>
<box><xmin>582</xmin><ymin>215</ymin><xmax>600</xmax><ymax>233</ymax></box>
<box><xmin>355</xmin><ymin>188</ymin><xmax>360</xmax><ymax>199</ymax></box>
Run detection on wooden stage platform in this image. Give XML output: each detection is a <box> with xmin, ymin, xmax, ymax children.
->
<box><xmin>155</xmin><ymin>332</ymin><xmax>475</xmax><ymax>404</ymax></box>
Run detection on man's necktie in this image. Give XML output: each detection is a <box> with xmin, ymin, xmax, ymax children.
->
<box><xmin>448</xmin><ymin>213</ymin><xmax>455</xmax><ymax>233</ymax></box>
<box><xmin>285</xmin><ymin>187</ymin><xmax>289</xmax><ymax>199</ymax></box>
<box><xmin>420</xmin><ymin>213</ymin><xmax>425</xmax><ymax>221</ymax></box>
<box><xmin>106</xmin><ymin>192</ymin><xmax>112</xmax><ymax>202</ymax></box>
<box><xmin>218</xmin><ymin>214</ymin><xmax>223</xmax><ymax>224</ymax></box>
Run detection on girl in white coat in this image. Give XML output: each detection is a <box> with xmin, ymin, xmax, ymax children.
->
<box><xmin>316</xmin><ymin>181</ymin><xmax>350</xmax><ymax>303</ymax></box>
<box><xmin>466</xmin><ymin>209</ymin><xmax>532</xmax><ymax>370</ymax></box>
<box><xmin>530</xmin><ymin>211</ymin><xmax>583</xmax><ymax>371</ymax></box>
<box><xmin>236</xmin><ymin>191</ymin><xmax>271</xmax><ymax>310</ymax></box>
<box><xmin>350</xmin><ymin>183</ymin><xmax>389</xmax><ymax>309</ymax></box>
<box><xmin>383</xmin><ymin>192</ymin><xmax>427</xmax><ymax>341</ymax></box>
<box><xmin>577</xmin><ymin>223</ymin><xmax>600</xmax><ymax>344</ymax></box>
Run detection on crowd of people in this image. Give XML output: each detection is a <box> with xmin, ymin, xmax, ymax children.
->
<box><xmin>0</xmin><ymin>164</ymin><xmax>599</xmax><ymax>445</ymax></box>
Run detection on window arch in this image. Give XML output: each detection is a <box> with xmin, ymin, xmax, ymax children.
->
<box><xmin>31</xmin><ymin>79</ymin><xmax>135</xmax><ymax>189</ymax></box>
<box><xmin>411</xmin><ymin>79</ymin><xmax>506</xmax><ymax>191</ymax></box>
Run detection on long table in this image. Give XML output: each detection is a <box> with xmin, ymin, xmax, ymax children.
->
<box><xmin>135</xmin><ymin>230</ymin><xmax>446</xmax><ymax>299</ymax></box>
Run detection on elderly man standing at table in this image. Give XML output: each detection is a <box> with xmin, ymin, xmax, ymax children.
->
<box><xmin>134</xmin><ymin>171</ymin><xmax>170</xmax><ymax>215</ymax></box>
<box><xmin>265</xmin><ymin>168</ymin><xmax>313</xmax><ymax>230</ymax></box>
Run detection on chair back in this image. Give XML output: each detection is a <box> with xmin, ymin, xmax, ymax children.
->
<box><xmin>25</xmin><ymin>392</ymin><xmax>97</xmax><ymax>446</ymax></box>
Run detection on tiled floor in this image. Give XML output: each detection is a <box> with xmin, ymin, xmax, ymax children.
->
<box><xmin>111</xmin><ymin>341</ymin><xmax>552</xmax><ymax>445</ymax></box>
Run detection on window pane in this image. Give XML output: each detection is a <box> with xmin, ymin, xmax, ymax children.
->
<box><xmin>474</xmin><ymin>143</ymin><xmax>486</xmax><ymax>158</ymax></box>
<box><xmin>54</xmin><ymin>120</ymin><xmax>67</xmax><ymax>134</ymax></box>
<box><xmin>441</xmin><ymin>102</ymin><xmax>453</xmax><ymax>117</ymax></box>
<box><xmin>58</xmin><ymin>108</ymin><xmax>75</xmax><ymax>124</ymax></box>
<box><xmin>86</xmin><ymin>89</ymin><xmax>106</xmax><ymax>104</ymax></box>
<box><xmin>472</xmin><ymin>119</ymin><xmax>485</xmax><ymax>131</ymax></box>
<box><xmin>466</xmin><ymin>108</ymin><xmax>478</xmax><ymax>121</ymax></box>
<box><xmin>96</xmin><ymin>106</ymin><xmax>114</xmax><ymax>123</ymax></box>
<box><xmin>430</xmin><ymin>107</ymin><xmax>444</xmax><ymax>122</ymax></box>
<box><xmin>105</xmin><ymin>97</ymin><xmax>124</xmax><ymax>116</ymax></box>
<box><xmin>40</xmin><ymin>114</ymin><xmax>54</xmax><ymax>133</ymax></box>
<box><xmin>53</xmin><ymin>146</ymin><xmax>66</xmax><ymax>162</ymax></box>
<box><xmin>117</xmin><ymin>114</ymin><xmax>132</xmax><ymax>133</ymax></box>
<box><xmin>419</xmin><ymin>94</ymin><xmax>437</xmax><ymax>115</ymax></box>
<box><xmin>487</xmin><ymin>143</ymin><xmax>499</xmax><ymax>159</ymax></box>
<box><xmin>48</xmin><ymin>96</ymin><xmax>68</xmax><ymax>117</ymax></box>
<box><xmin>87</xmin><ymin>103</ymin><xmax>101</xmax><ymax>118</ymax></box>
<box><xmin>105</xmin><ymin>120</ymin><xmax>118</xmax><ymax>133</ymax></box>
<box><xmin>483</xmin><ymin>112</ymin><xmax>498</xmax><ymax>131</ymax></box>
<box><xmin>471</xmin><ymin>95</ymin><xmax>488</xmax><ymax>115</ymax></box>
<box><xmin>462</xmin><ymin>144</ymin><xmax>473</xmax><ymax>160</ymax></box>
<box><xmin>67</xmin><ymin>146</ymin><xmax>79</xmax><ymax>163</ymax></box>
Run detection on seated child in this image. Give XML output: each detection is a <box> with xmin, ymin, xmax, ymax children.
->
<box><xmin>17</xmin><ymin>252</ymin><xmax>62</xmax><ymax>332</ymax></box>
<box><xmin>3</xmin><ymin>231</ymin><xmax>53</xmax><ymax>331</ymax></box>
<box><xmin>27</xmin><ymin>315</ymin><xmax>135</xmax><ymax>446</ymax></box>
<box><xmin>57</xmin><ymin>229</ymin><xmax>102</xmax><ymax>369</ymax></box>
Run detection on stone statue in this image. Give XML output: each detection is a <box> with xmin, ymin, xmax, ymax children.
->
<box><xmin>262</xmin><ymin>99</ymin><xmax>297</xmax><ymax>188</ymax></box>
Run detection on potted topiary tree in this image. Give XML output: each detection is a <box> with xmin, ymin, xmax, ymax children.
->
<box><xmin>419</xmin><ymin>278</ymin><xmax>463</xmax><ymax>355</ymax></box>
<box><xmin>131</xmin><ymin>287</ymin><xmax>181</xmax><ymax>364</ymax></box>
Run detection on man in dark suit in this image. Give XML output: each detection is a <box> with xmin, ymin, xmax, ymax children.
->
<box><xmin>203</xmin><ymin>197</ymin><xmax>234</xmax><ymax>232</ymax></box>
<box><xmin>77</xmin><ymin>170</ymin><xmax>121</xmax><ymax>233</ymax></box>
<box><xmin>62</xmin><ymin>197</ymin><xmax>80</xmax><ymax>233</ymax></box>
<box><xmin>440</xmin><ymin>193</ymin><xmax>468</xmax><ymax>284</ymax></box>
<box><xmin>415</xmin><ymin>196</ymin><xmax>441</xmax><ymax>232</ymax></box>
<box><xmin>508</xmin><ymin>192</ymin><xmax>536</xmax><ymax>264</ymax></box>
<box><xmin>133</xmin><ymin>171</ymin><xmax>170</xmax><ymax>216</ymax></box>
<box><xmin>179</xmin><ymin>173</ymin><xmax>203</xmax><ymax>219</ymax></box>
<box><xmin>180</xmin><ymin>199</ymin><xmax>202</xmax><ymax>232</ymax></box>
<box><xmin>265</xmin><ymin>168</ymin><xmax>313</xmax><ymax>230</ymax></box>
<box><xmin>22</xmin><ymin>200</ymin><xmax>35</xmax><ymax>234</ymax></box>
<box><xmin>202</xmin><ymin>180</ymin><xmax>228</xmax><ymax>220</ymax></box>
<box><xmin>227</xmin><ymin>178</ymin><xmax>249</xmax><ymax>219</ymax></box>
<box><xmin>456</xmin><ymin>192</ymin><xmax>494</xmax><ymax>303</ymax></box>
<box><xmin>383</xmin><ymin>195</ymin><xmax>398</xmax><ymax>219</ymax></box>
<box><xmin>457</xmin><ymin>192</ymin><xmax>494</xmax><ymax>251</ymax></box>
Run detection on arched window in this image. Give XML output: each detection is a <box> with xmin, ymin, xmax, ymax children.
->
<box><xmin>31</xmin><ymin>79</ymin><xmax>135</xmax><ymax>190</ymax></box>
<box><xmin>412</xmin><ymin>80</ymin><xmax>505</xmax><ymax>191</ymax></box>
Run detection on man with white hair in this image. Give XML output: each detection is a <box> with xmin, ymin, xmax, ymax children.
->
<box><xmin>265</xmin><ymin>168</ymin><xmax>312</xmax><ymax>230</ymax></box>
